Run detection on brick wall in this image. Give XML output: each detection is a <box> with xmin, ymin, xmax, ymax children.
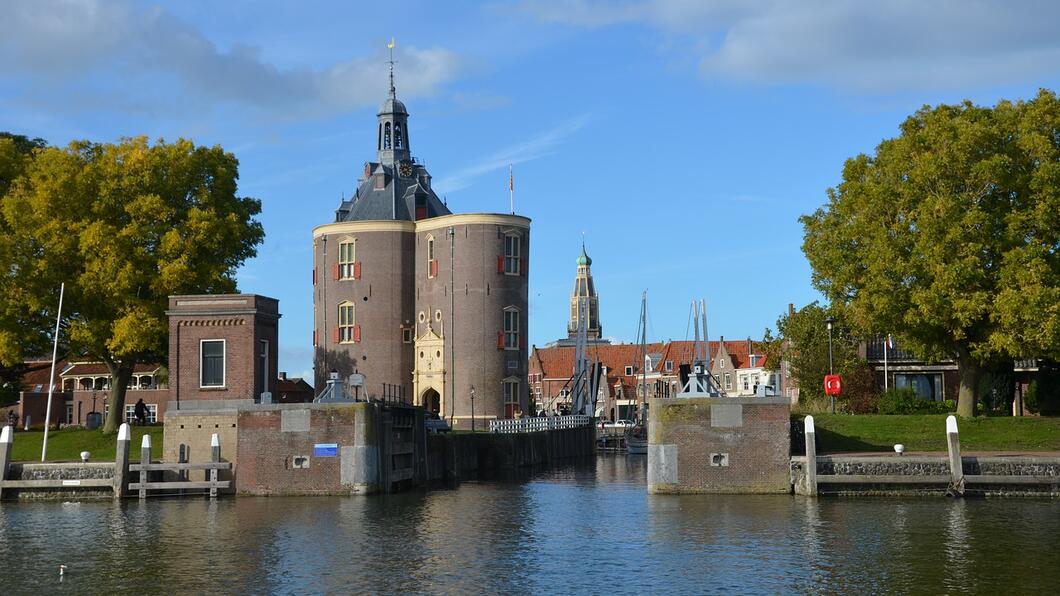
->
<box><xmin>647</xmin><ymin>396</ymin><xmax>791</xmax><ymax>494</ymax></box>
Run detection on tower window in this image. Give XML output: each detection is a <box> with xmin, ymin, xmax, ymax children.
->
<box><xmin>426</xmin><ymin>235</ymin><xmax>437</xmax><ymax>278</ymax></box>
<box><xmin>384</xmin><ymin>122</ymin><xmax>392</xmax><ymax>150</ymax></box>
<box><xmin>338</xmin><ymin>302</ymin><xmax>356</xmax><ymax>342</ymax></box>
<box><xmin>504</xmin><ymin>233</ymin><xmax>520</xmax><ymax>275</ymax></box>
<box><xmin>503</xmin><ymin>307</ymin><xmax>520</xmax><ymax>350</ymax></box>
<box><xmin>394</xmin><ymin>123</ymin><xmax>403</xmax><ymax>149</ymax></box>
<box><xmin>338</xmin><ymin>239</ymin><xmax>356</xmax><ymax>279</ymax></box>
<box><xmin>402</xmin><ymin>327</ymin><xmax>413</xmax><ymax>343</ymax></box>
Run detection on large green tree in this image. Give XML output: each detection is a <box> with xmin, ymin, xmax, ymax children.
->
<box><xmin>1</xmin><ymin>136</ymin><xmax>264</xmax><ymax>431</ymax></box>
<box><xmin>802</xmin><ymin>89</ymin><xmax>1060</xmax><ymax>417</ymax></box>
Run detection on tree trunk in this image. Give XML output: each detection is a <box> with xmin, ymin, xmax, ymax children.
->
<box><xmin>102</xmin><ymin>363</ymin><xmax>134</xmax><ymax>433</ymax></box>
<box><xmin>955</xmin><ymin>345</ymin><xmax>980</xmax><ymax>418</ymax></box>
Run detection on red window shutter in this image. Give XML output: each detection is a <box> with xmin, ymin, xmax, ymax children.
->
<box><xmin>497</xmin><ymin>332</ymin><xmax>505</xmax><ymax>350</ymax></box>
<box><xmin>332</xmin><ymin>262</ymin><xmax>339</xmax><ymax>281</ymax></box>
<box><xmin>353</xmin><ymin>261</ymin><xmax>362</xmax><ymax>280</ymax></box>
<box><xmin>332</xmin><ymin>327</ymin><xmax>340</xmax><ymax>343</ymax></box>
<box><xmin>353</xmin><ymin>325</ymin><xmax>361</xmax><ymax>343</ymax></box>
<box><xmin>497</xmin><ymin>255</ymin><xmax>505</xmax><ymax>273</ymax></box>
<box><xmin>430</xmin><ymin>259</ymin><xmax>438</xmax><ymax>278</ymax></box>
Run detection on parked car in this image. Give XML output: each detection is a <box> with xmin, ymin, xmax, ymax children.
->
<box><xmin>603</xmin><ymin>419</ymin><xmax>633</xmax><ymax>429</ymax></box>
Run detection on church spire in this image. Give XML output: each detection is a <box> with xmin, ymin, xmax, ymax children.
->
<box><xmin>568</xmin><ymin>241</ymin><xmax>601</xmax><ymax>340</ymax></box>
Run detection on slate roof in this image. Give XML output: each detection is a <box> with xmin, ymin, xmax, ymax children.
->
<box><xmin>335</xmin><ymin>162</ymin><xmax>451</xmax><ymax>222</ymax></box>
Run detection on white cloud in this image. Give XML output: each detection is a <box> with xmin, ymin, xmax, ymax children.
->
<box><xmin>434</xmin><ymin>113</ymin><xmax>591</xmax><ymax>193</ymax></box>
<box><xmin>0</xmin><ymin>0</ymin><xmax>462</xmax><ymax>117</ymax></box>
<box><xmin>514</xmin><ymin>0</ymin><xmax>1060</xmax><ymax>91</ymax></box>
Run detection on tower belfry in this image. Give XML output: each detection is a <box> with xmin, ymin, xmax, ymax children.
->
<box><xmin>377</xmin><ymin>38</ymin><xmax>410</xmax><ymax>166</ymax></box>
<box><xmin>567</xmin><ymin>240</ymin><xmax>602</xmax><ymax>340</ymax></box>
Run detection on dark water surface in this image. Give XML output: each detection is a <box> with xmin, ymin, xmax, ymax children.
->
<box><xmin>1</xmin><ymin>455</ymin><xmax>1058</xmax><ymax>594</ymax></box>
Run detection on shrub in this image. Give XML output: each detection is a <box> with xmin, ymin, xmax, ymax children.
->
<box><xmin>876</xmin><ymin>388</ymin><xmax>955</xmax><ymax>415</ymax></box>
<box><xmin>1025</xmin><ymin>366</ymin><xmax>1060</xmax><ymax>415</ymax></box>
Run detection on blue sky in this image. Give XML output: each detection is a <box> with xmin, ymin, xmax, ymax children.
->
<box><xmin>3</xmin><ymin>1</ymin><xmax>1059</xmax><ymax>382</ymax></box>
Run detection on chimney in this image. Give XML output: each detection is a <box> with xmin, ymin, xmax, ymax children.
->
<box><xmin>788</xmin><ymin>303</ymin><xmax>795</xmax><ymax>316</ymax></box>
<box><xmin>279</xmin><ymin>371</ymin><xmax>287</xmax><ymax>381</ymax></box>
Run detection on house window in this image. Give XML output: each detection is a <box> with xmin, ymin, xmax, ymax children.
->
<box><xmin>724</xmin><ymin>373</ymin><xmax>732</xmax><ymax>391</ymax></box>
<box><xmin>503</xmin><ymin>308</ymin><xmax>519</xmax><ymax>350</ymax></box>
<box><xmin>624</xmin><ymin>365</ymin><xmax>634</xmax><ymax>376</ymax></box>
<box><xmin>742</xmin><ymin>375</ymin><xmax>750</xmax><ymax>391</ymax></box>
<box><xmin>720</xmin><ymin>359</ymin><xmax>725</xmax><ymax>369</ymax></box>
<box><xmin>750</xmin><ymin>354</ymin><xmax>757</xmax><ymax>368</ymax></box>
<box><xmin>338</xmin><ymin>302</ymin><xmax>356</xmax><ymax>342</ymax></box>
<box><xmin>426</xmin><ymin>235</ymin><xmax>436</xmax><ymax>278</ymax></box>
<box><xmin>125</xmin><ymin>404</ymin><xmax>158</xmax><ymax>424</ymax></box>
<box><xmin>338</xmin><ymin>239</ymin><xmax>356</xmax><ymax>279</ymax></box>
<box><xmin>402</xmin><ymin>327</ymin><xmax>413</xmax><ymax>343</ymax></box>
<box><xmin>504</xmin><ymin>233</ymin><xmax>520</xmax><ymax>275</ymax></box>
<box><xmin>200</xmin><ymin>340</ymin><xmax>225</xmax><ymax>387</ymax></box>
<box><xmin>664</xmin><ymin>360</ymin><xmax>673</xmax><ymax>372</ymax></box>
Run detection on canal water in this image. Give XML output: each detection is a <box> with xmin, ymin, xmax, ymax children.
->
<box><xmin>1</xmin><ymin>455</ymin><xmax>1058</xmax><ymax>594</ymax></box>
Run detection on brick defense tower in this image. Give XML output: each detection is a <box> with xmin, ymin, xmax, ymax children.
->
<box><xmin>312</xmin><ymin>63</ymin><xmax>530</xmax><ymax>428</ymax></box>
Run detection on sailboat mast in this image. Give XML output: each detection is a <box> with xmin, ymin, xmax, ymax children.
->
<box><xmin>638</xmin><ymin>291</ymin><xmax>647</xmax><ymax>422</ymax></box>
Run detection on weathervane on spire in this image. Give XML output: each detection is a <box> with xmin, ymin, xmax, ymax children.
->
<box><xmin>387</xmin><ymin>37</ymin><xmax>397</xmax><ymax>97</ymax></box>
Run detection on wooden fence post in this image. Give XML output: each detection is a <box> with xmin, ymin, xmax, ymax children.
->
<box><xmin>113</xmin><ymin>423</ymin><xmax>131</xmax><ymax>499</ymax></box>
<box><xmin>139</xmin><ymin>433</ymin><xmax>151</xmax><ymax>500</ymax></box>
<box><xmin>210</xmin><ymin>433</ymin><xmax>220</xmax><ymax>499</ymax></box>
<box><xmin>0</xmin><ymin>425</ymin><xmax>13</xmax><ymax>500</ymax></box>
<box><xmin>946</xmin><ymin>415</ymin><xmax>964</xmax><ymax>496</ymax></box>
<box><xmin>804</xmin><ymin>415</ymin><xmax>818</xmax><ymax>497</ymax></box>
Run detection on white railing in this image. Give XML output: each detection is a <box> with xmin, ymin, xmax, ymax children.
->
<box><xmin>489</xmin><ymin>414</ymin><xmax>593</xmax><ymax>434</ymax></box>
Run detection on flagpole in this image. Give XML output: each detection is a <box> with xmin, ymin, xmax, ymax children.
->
<box><xmin>509</xmin><ymin>164</ymin><xmax>514</xmax><ymax>214</ymax></box>
<box><xmin>884</xmin><ymin>336</ymin><xmax>889</xmax><ymax>392</ymax></box>
<box><xmin>41</xmin><ymin>282</ymin><xmax>65</xmax><ymax>462</ymax></box>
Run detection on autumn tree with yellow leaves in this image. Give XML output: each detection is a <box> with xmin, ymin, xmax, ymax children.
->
<box><xmin>0</xmin><ymin>136</ymin><xmax>263</xmax><ymax>432</ymax></box>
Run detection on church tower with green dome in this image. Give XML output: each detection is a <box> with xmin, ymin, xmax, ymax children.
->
<box><xmin>567</xmin><ymin>242</ymin><xmax>602</xmax><ymax>340</ymax></box>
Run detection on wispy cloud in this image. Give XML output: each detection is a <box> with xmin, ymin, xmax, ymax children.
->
<box><xmin>434</xmin><ymin>113</ymin><xmax>591</xmax><ymax>193</ymax></box>
<box><xmin>512</xmin><ymin>0</ymin><xmax>1060</xmax><ymax>92</ymax></box>
<box><xmin>0</xmin><ymin>0</ymin><xmax>463</xmax><ymax>118</ymax></box>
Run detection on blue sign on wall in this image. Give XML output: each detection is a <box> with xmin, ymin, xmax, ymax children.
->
<box><xmin>313</xmin><ymin>443</ymin><xmax>338</xmax><ymax>457</ymax></box>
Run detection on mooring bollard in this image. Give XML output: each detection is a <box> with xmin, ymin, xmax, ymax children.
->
<box><xmin>210</xmin><ymin>433</ymin><xmax>220</xmax><ymax>499</ymax></box>
<box><xmin>139</xmin><ymin>433</ymin><xmax>152</xmax><ymax>500</ymax></box>
<box><xmin>0</xmin><ymin>425</ymin><xmax>13</xmax><ymax>500</ymax></box>
<box><xmin>804</xmin><ymin>415</ymin><xmax>818</xmax><ymax>497</ymax></box>
<box><xmin>178</xmin><ymin>444</ymin><xmax>188</xmax><ymax>498</ymax></box>
<box><xmin>113</xmin><ymin>423</ymin><xmax>131</xmax><ymax>499</ymax></box>
<box><xmin>946</xmin><ymin>415</ymin><xmax>964</xmax><ymax>496</ymax></box>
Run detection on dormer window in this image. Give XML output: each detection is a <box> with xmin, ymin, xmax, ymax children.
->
<box><xmin>624</xmin><ymin>365</ymin><xmax>634</xmax><ymax>376</ymax></box>
<box><xmin>750</xmin><ymin>354</ymin><xmax>757</xmax><ymax>368</ymax></box>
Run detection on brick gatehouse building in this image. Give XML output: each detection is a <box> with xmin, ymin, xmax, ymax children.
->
<box><xmin>312</xmin><ymin>68</ymin><xmax>530</xmax><ymax>428</ymax></box>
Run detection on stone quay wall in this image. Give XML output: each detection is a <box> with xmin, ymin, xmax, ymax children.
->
<box><xmin>5</xmin><ymin>462</ymin><xmax>115</xmax><ymax>500</ymax></box>
<box><xmin>791</xmin><ymin>455</ymin><xmax>1060</xmax><ymax>496</ymax></box>
<box><xmin>647</xmin><ymin>396</ymin><xmax>791</xmax><ymax>494</ymax></box>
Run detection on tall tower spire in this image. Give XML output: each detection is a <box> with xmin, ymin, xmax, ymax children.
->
<box><xmin>568</xmin><ymin>241</ymin><xmax>602</xmax><ymax>340</ymax></box>
<box><xmin>377</xmin><ymin>37</ymin><xmax>410</xmax><ymax>166</ymax></box>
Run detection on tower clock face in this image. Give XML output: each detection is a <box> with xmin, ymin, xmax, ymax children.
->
<box><xmin>399</xmin><ymin>161</ymin><xmax>413</xmax><ymax>178</ymax></box>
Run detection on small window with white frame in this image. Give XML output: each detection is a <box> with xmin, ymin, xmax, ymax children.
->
<box><xmin>338</xmin><ymin>238</ymin><xmax>356</xmax><ymax>279</ymax></box>
<box><xmin>624</xmin><ymin>365</ymin><xmax>634</xmax><ymax>376</ymax></box>
<box><xmin>402</xmin><ymin>327</ymin><xmax>413</xmax><ymax>343</ymax></box>
<box><xmin>724</xmin><ymin>373</ymin><xmax>732</xmax><ymax>391</ymax></box>
<box><xmin>200</xmin><ymin>339</ymin><xmax>225</xmax><ymax>388</ymax></box>
<box><xmin>426</xmin><ymin>234</ymin><xmax>436</xmax><ymax>278</ymax></box>
<box><xmin>664</xmin><ymin>360</ymin><xmax>673</xmax><ymax>372</ymax></box>
<box><xmin>504</xmin><ymin>379</ymin><xmax>519</xmax><ymax>405</ymax></box>
<box><xmin>503</xmin><ymin>307</ymin><xmax>520</xmax><ymax>350</ymax></box>
<box><xmin>504</xmin><ymin>233</ymin><xmax>520</xmax><ymax>275</ymax></box>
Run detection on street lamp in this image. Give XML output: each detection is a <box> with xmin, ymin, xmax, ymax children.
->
<box><xmin>470</xmin><ymin>385</ymin><xmax>476</xmax><ymax>432</ymax></box>
<box><xmin>825</xmin><ymin>315</ymin><xmax>835</xmax><ymax>414</ymax></box>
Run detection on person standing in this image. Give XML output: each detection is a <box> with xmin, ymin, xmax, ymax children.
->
<box><xmin>134</xmin><ymin>398</ymin><xmax>148</xmax><ymax>426</ymax></box>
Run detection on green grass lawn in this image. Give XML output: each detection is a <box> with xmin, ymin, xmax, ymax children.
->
<box><xmin>6</xmin><ymin>426</ymin><xmax>164</xmax><ymax>462</ymax></box>
<box><xmin>801</xmin><ymin>414</ymin><xmax>1060</xmax><ymax>453</ymax></box>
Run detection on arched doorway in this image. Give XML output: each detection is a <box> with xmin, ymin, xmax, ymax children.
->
<box><xmin>422</xmin><ymin>388</ymin><xmax>441</xmax><ymax>414</ymax></box>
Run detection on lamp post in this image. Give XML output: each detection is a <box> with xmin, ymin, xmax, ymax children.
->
<box><xmin>470</xmin><ymin>385</ymin><xmax>476</xmax><ymax>432</ymax></box>
<box><xmin>825</xmin><ymin>316</ymin><xmax>835</xmax><ymax>414</ymax></box>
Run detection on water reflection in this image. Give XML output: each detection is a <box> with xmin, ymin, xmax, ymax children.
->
<box><xmin>0</xmin><ymin>456</ymin><xmax>1058</xmax><ymax>594</ymax></box>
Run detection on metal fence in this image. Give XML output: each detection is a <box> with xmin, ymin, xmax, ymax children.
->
<box><xmin>489</xmin><ymin>414</ymin><xmax>593</xmax><ymax>434</ymax></box>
